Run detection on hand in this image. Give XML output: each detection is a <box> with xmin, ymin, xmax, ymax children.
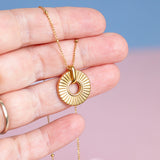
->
<box><xmin>0</xmin><ymin>7</ymin><xmax>128</xmax><ymax>160</ymax></box>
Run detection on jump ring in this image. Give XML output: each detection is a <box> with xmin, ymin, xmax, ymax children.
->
<box><xmin>0</xmin><ymin>100</ymin><xmax>9</xmax><ymax>134</ymax></box>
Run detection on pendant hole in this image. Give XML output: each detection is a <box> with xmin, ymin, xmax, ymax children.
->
<box><xmin>69</xmin><ymin>82</ymin><xmax>79</xmax><ymax>94</ymax></box>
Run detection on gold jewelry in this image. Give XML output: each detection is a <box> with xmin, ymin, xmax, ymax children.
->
<box><xmin>39</xmin><ymin>6</ymin><xmax>91</xmax><ymax>160</ymax></box>
<box><xmin>0</xmin><ymin>100</ymin><xmax>9</xmax><ymax>134</ymax></box>
<box><xmin>58</xmin><ymin>68</ymin><xmax>91</xmax><ymax>106</ymax></box>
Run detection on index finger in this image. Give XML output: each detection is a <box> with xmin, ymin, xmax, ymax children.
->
<box><xmin>0</xmin><ymin>7</ymin><xmax>106</xmax><ymax>54</ymax></box>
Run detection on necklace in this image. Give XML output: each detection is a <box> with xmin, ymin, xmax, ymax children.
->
<box><xmin>39</xmin><ymin>6</ymin><xmax>91</xmax><ymax>160</ymax></box>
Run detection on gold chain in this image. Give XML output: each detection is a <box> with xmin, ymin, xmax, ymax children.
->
<box><xmin>47</xmin><ymin>115</ymin><xmax>55</xmax><ymax>160</ymax></box>
<box><xmin>39</xmin><ymin>6</ymin><xmax>80</xmax><ymax>160</ymax></box>
<box><xmin>74</xmin><ymin>106</ymin><xmax>81</xmax><ymax>160</ymax></box>
<box><xmin>38</xmin><ymin>6</ymin><xmax>78</xmax><ymax>69</ymax></box>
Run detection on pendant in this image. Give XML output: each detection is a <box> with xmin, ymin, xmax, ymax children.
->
<box><xmin>57</xmin><ymin>66</ymin><xmax>91</xmax><ymax>106</ymax></box>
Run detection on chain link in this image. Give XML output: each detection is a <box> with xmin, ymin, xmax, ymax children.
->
<box><xmin>39</xmin><ymin>6</ymin><xmax>81</xmax><ymax>160</ymax></box>
<box><xmin>38</xmin><ymin>6</ymin><xmax>78</xmax><ymax>69</ymax></box>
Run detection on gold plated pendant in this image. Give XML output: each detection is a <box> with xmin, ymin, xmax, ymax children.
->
<box><xmin>39</xmin><ymin>6</ymin><xmax>86</xmax><ymax>160</ymax></box>
<box><xmin>57</xmin><ymin>67</ymin><xmax>91</xmax><ymax>106</ymax></box>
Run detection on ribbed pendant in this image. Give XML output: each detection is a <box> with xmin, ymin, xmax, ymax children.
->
<box><xmin>57</xmin><ymin>69</ymin><xmax>91</xmax><ymax>106</ymax></box>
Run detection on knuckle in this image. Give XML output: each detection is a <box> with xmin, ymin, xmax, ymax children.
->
<box><xmin>9</xmin><ymin>9</ymin><xmax>31</xmax><ymax>47</ymax></box>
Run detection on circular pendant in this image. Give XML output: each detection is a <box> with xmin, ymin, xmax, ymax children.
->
<box><xmin>57</xmin><ymin>70</ymin><xmax>91</xmax><ymax>106</ymax></box>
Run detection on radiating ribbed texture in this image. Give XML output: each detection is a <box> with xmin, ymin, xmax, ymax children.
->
<box><xmin>57</xmin><ymin>70</ymin><xmax>91</xmax><ymax>106</ymax></box>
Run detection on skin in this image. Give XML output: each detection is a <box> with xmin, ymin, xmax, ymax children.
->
<box><xmin>0</xmin><ymin>7</ymin><xmax>128</xmax><ymax>160</ymax></box>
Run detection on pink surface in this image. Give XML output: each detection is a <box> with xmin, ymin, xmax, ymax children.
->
<box><xmin>1</xmin><ymin>49</ymin><xmax>160</xmax><ymax>160</ymax></box>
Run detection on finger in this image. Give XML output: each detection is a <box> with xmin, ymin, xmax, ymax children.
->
<box><xmin>0</xmin><ymin>114</ymin><xmax>84</xmax><ymax>160</ymax></box>
<box><xmin>0</xmin><ymin>64</ymin><xmax>120</xmax><ymax>132</ymax></box>
<box><xmin>0</xmin><ymin>33</ymin><xmax>127</xmax><ymax>94</ymax></box>
<box><xmin>0</xmin><ymin>7</ymin><xmax>106</xmax><ymax>54</ymax></box>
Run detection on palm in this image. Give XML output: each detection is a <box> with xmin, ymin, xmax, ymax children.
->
<box><xmin>0</xmin><ymin>7</ymin><xmax>128</xmax><ymax>160</ymax></box>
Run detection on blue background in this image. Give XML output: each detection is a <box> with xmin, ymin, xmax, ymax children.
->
<box><xmin>0</xmin><ymin>0</ymin><xmax>160</xmax><ymax>48</ymax></box>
